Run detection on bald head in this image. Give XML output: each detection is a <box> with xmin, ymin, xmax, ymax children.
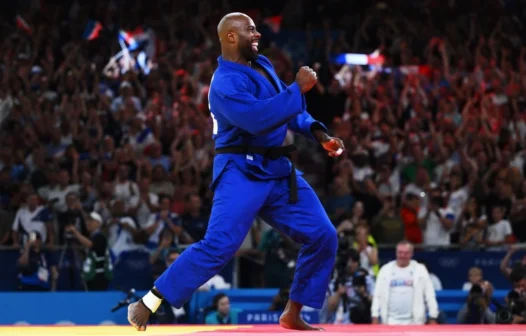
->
<box><xmin>217</xmin><ymin>12</ymin><xmax>260</xmax><ymax>63</ymax></box>
<box><xmin>217</xmin><ymin>12</ymin><xmax>251</xmax><ymax>41</ymax></box>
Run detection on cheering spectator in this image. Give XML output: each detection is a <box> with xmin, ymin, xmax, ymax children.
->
<box><xmin>143</xmin><ymin>195</ymin><xmax>182</xmax><ymax>249</ymax></box>
<box><xmin>12</xmin><ymin>193</ymin><xmax>53</xmax><ymax>247</ymax></box>
<box><xmin>400</xmin><ymin>193</ymin><xmax>423</xmax><ymax>244</ymax></box>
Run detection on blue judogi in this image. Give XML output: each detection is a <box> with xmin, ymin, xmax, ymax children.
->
<box><xmin>155</xmin><ymin>55</ymin><xmax>337</xmax><ymax>309</ymax></box>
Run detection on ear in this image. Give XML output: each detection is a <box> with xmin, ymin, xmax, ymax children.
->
<box><xmin>227</xmin><ymin>32</ymin><xmax>236</xmax><ymax>44</ymax></box>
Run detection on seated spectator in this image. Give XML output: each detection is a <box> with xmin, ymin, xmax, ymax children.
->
<box><xmin>205</xmin><ymin>293</ymin><xmax>240</xmax><ymax>325</ymax></box>
<box><xmin>17</xmin><ymin>231</ymin><xmax>57</xmax><ymax>291</ymax></box>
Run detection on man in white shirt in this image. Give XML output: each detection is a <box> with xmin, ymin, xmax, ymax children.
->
<box><xmin>420</xmin><ymin>192</ymin><xmax>455</xmax><ymax>246</ymax></box>
<box><xmin>371</xmin><ymin>241</ymin><xmax>439</xmax><ymax>325</ymax></box>
<box><xmin>12</xmin><ymin>193</ymin><xmax>54</xmax><ymax>247</ymax></box>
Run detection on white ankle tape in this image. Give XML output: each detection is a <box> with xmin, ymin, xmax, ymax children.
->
<box><xmin>142</xmin><ymin>291</ymin><xmax>162</xmax><ymax>313</ymax></box>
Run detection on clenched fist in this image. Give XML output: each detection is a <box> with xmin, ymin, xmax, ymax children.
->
<box><xmin>295</xmin><ymin>66</ymin><xmax>317</xmax><ymax>93</ymax></box>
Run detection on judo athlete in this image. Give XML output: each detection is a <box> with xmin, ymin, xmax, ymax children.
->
<box><xmin>128</xmin><ymin>12</ymin><xmax>345</xmax><ymax>331</ymax></box>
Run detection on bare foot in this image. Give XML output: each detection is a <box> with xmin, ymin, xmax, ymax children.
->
<box><xmin>279</xmin><ymin>300</ymin><xmax>324</xmax><ymax>331</ymax></box>
<box><xmin>128</xmin><ymin>300</ymin><xmax>151</xmax><ymax>331</ymax></box>
<box><xmin>279</xmin><ymin>311</ymin><xmax>324</xmax><ymax>331</ymax></box>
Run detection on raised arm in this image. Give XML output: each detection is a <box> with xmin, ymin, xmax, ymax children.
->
<box><xmin>211</xmin><ymin>67</ymin><xmax>316</xmax><ymax>135</ymax></box>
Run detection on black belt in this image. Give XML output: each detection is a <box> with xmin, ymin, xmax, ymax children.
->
<box><xmin>215</xmin><ymin>145</ymin><xmax>298</xmax><ymax>204</ymax></box>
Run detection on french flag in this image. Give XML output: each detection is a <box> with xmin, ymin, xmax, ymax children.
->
<box><xmin>119</xmin><ymin>26</ymin><xmax>149</xmax><ymax>51</ymax></box>
<box><xmin>83</xmin><ymin>20</ymin><xmax>103</xmax><ymax>40</ymax></box>
<box><xmin>333</xmin><ymin>50</ymin><xmax>385</xmax><ymax>66</ymax></box>
<box><xmin>15</xmin><ymin>15</ymin><xmax>32</xmax><ymax>35</ymax></box>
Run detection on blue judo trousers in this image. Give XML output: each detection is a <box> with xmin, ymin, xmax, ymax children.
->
<box><xmin>154</xmin><ymin>55</ymin><xmax>337</xmax><ymax>310</ymax></box>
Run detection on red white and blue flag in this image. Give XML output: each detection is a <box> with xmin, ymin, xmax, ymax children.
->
<box><xmin>118</xmin><ymin>26</ymin><xmax>149</xmax><ymax>51</ymax></box>
<box><xmin>83</xmin><ymin>20</ymin><xmax>103</xmax><ymax>40</ymax></box>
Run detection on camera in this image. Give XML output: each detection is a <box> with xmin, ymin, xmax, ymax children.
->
<box><xmin>349</xmin><ymin>268</ymin><xmax>372</xmax><ymax>324</ymax></box>
<box><xmin>496</xmin><ymin>290</ymin><xmax>526</xmax><ymax>324</ymax></box>
<box><xmin>352</xmin><ymin>270</ymin><xmax>368</xmax><ymax>288</ymax></box>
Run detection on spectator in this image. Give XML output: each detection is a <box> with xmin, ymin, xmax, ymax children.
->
<box><xmin>180</xmin><ymin>193</ymin><xmax>208</xmax><ymax>243</ymax></box>
<box><xmin>462</xmin><ymin>267</ymin><xmax>494</xmax><ymax>304</ymax></box>
<box><xmin>400</xmin><ymin>193</ymin><xmax>423</xmax><ymax>244</ymax></box>
<box><xmin>17</xmin><ymin>231</ymin><xmax>57</xmax><ymax>291</ymax></box>
<box><xmin>71</xmin><ymin>212</ymin><xmax>113</xmax><ymax>291</ymax></box>
<box><xmin>325</xmin><ymin>248</ymin><xmax>375</xmax><ymax>324</ymax></box>
<box><xmin>370</xmin><ymin>193</ymin><xmax>404</xmax><ymax>244</ymax></box>
<box><xmin>129</xmin><ymin>177</ymin><xmax>159</xmax><ymax>229</ymax></box>
<box><xmin>459</xmin><ymin>197</ymin><xmax>487</xmax><ymax>250</ymax></box>
<box><xmin>371</xmin><ymin>241</ymin><xmax>439</xmax><ymax>325</ymax></box>
<box><xmin>325</xmin><ymin>175</ymin><xmax>354</xmax><ymax>225</ymax></box>
<box><xmin>353</xmin><ymin>225</ymin><xmax>379</xmax><ymax>277</ymax></box>
<box><xmin>113</xmin><ymin>164</ymin><xmax>139</xmax><ymax>206</ymax></box>
<box><xmin>500</xmin><ymin>245</ymin><xmax>526</xmax><ymax>280</ymax></box>
<box><xmin>205</xmin><ymin>293</ymin><xmax>240</xmax><ymax>325</ymax></box>
<box><xmin>144</xmin><ymin>195</ymin><xmax>183</xmax><ymax>249</ymax></box>
<box><xmin>485</xmin><ymin>206</ymin><xmax>515</xmax><ymax>250</ymax></box>
<box><xmin>420</xmin><ymin>188</ymin><xmax>455</xmax><ymax>247</ymax></box>
<box><xmin>12</xmin><ymin>193</ymin><xmax>53</xmax><ymax>247</ymax></box>
<box><xmin>46</xmin><ymin>169</ymin><xmax>79</xmax><ymax>213</ymax></box>
<box><xmin>106</xmin><ymin>200</ymin><xmax>140</xmax><ymax>259</ymax></box>
<box><xmin>457</xmin><ymin>284</ymin><xmax>496</xmax><ymax>324</ymax></box>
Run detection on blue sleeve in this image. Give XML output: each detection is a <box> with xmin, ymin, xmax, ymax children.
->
<box><xmin>212</xmin><ymin>74</ymin><xmax>305</xmax><ymax>135</ymax></box>
<box><xmin>287</xmin><ymin>110</ymin><xmax>327</xmax><ymax>140</ymax></box>
<box><xmin>278</xmin><ymin>80</ymin><xmax>327</xmax><ymax>140</ymax></box>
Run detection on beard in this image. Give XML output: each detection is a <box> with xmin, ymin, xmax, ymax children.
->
<box><xmin>239</xmin><ymin>40</ymin><xmax>258</xmax><ymax>62</ymax></box>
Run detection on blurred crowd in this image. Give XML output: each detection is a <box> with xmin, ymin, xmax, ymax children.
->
<box><xmin>1</xmin><ymin>0</ymin><xmax>526</xmax><ymax>304</ymax></box>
